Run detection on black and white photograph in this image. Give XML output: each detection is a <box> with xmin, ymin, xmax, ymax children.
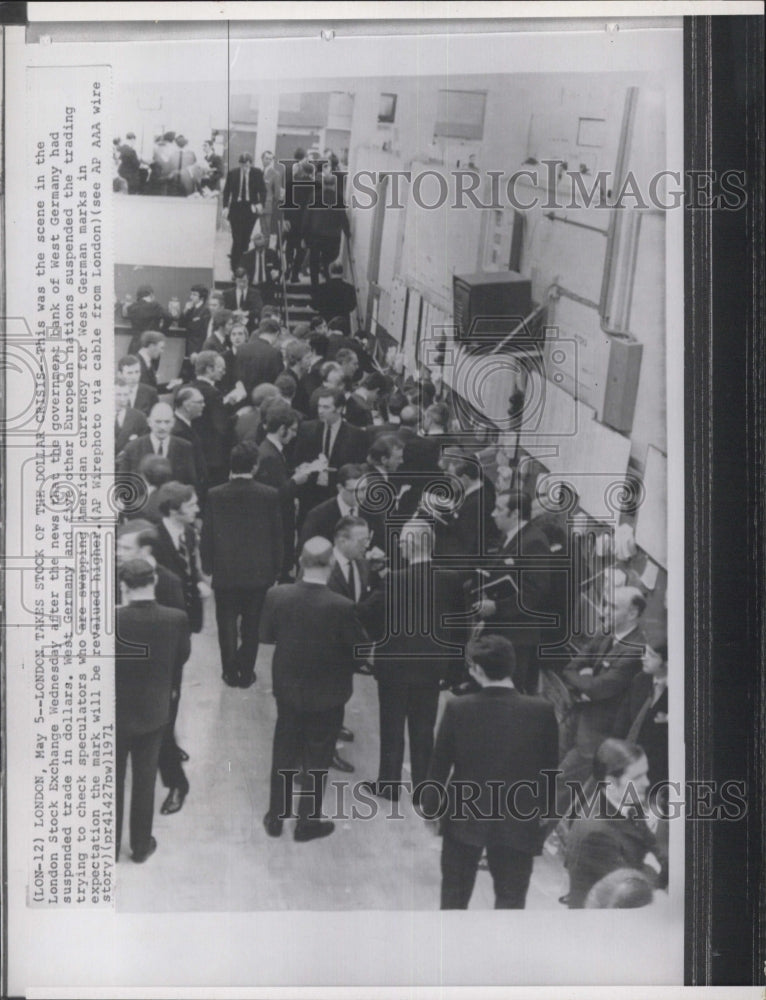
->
<box><xmin>2</xmin><ymin>4</ymin><xmax>763</xmax><ymax>997</ymax></box>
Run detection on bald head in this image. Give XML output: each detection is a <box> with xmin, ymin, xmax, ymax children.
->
<box><xmin>148</xmin><ymin>402</ymin><xmax>174</xmax><ymax>439</ymax></box>
<box><xmin>299</xmin><ymin>536</ymin><xmax>334</xmax><ymax>576</ymax></box>
<box><xmin>605</xmin><ymin>585</ymin><xmax>647</xmax><ymax>633</ymax></box>
<box><xmin>398</xmin><ymin>519</ymin><xmax>433</xmax><ymax>563</ymax></box>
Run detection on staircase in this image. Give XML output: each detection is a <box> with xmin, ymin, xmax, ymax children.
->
<box><xmin>213</xmin><ymin>278</ymin><xmax>316</xmax><ymax>328</ymax></box>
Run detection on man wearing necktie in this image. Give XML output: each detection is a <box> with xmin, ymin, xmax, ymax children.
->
<box><xmin>553</xmin><ymin>586</ymin><xmax>647</xmax><ymax>823</ymax></box>
<box><xmin>116</xmin><ymin>402</ymin><xmax>199</xmax><ymax>488</ymax></box>
<box><xmin>222</xmin><ymin>152</ymin><xmax>266</xmax><ymax>272</ymax></box>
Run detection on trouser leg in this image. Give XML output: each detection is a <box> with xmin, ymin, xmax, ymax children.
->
<box><xmin>407</xmin><ymin>684</ymin><xmax>440</xmax><ymax>791</ymax></box>
<box><xmin>128</xmin><ymin>727</ymin><xmax>163</xmax><ymax>855</ymax></box>
<box><xmin>268</xmin><ymin>702</ymin><xmax>303</xmax><ymax>819</ymax></box>
<box><xmin>440</xmin><ymin>835</ymin><xmax>483</xmax><ymax>909</ymax></box>
<box><xmin>486</xmin><ymin>844</ymin><xmax>534</xmax><ymax>909</ymax></box>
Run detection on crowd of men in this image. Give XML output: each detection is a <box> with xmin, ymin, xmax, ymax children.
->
<box><xmin>113</xmin><ymin>244</ymin><xmax>669</xmax><ymax>911</ymax></box>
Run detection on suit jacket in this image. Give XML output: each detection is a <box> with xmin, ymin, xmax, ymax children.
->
<box><xmin>259</xmin><ymin>580</ymin><xmax>368</xmax><ymax>712</ymax></box>
<box><xmin>201</xmin><ymin>331</ymin><xmax>228</xmax><ymax>356</ymax></box>
<box><xmin>328</xmin><ymin>556</ymin><xmax>385</xmax><ymax>641</ymax></box>
<box><xmin>115</xmin><ymin>407</ymin><xmax>148</xmax><ymax>455</ymax></box>
<box><xmin>294</xmin><ymin>418</ymin><xmax>368</xmax><ymax>507</ymax></box>
<box><xmin>181</xmin><ymin>304</ymin><xmax>210</xmax><ymax>357</ymax></box>
<box><xmin>153</xmin><ymin>521</ymin><xmax>203</xmax><ymax>633</ymax></box>
<box><xmin>562</xmin><ymin>626</ymin><xmax>645</xmax><ymax>753</ymax></box>
<box><xmin>298</xmin><ymin>496</ymin><xmax>346</xmax><ymax>549</ymax></box>
<box><xmin>565</xmin><ymin>795</ymin><xmax>666</xmax><ymax>908</ymax></box>
<box><xmin>137</xmin><ymin>351</ymin><xmax>159</xmax><ymax>390</ymax></box>
<box><xmin>115</xmin><ymin>600</ymin><xmax>190</xmax><ymax>735</ymax></box>
<box><xmin>481</xmin><ymin>522</ymin><xmax>553</xmax><ymax>651</ymax></box>
<box><xmin>423</xmin><ymin>687</ymin><xmax>559</xmax><ymax>852</ymax></box>
<box><xmin>172</xmin><ymin>417</ymin><xmax>208</xmax><ymax>497</ymax></box>
<box><xmin>190</xmin><ymin>378</ymin><xmax>234</xmax><ymax>476</ymax></box>
<box><xmin>154</xmin><ymin>563</ymin><xmax>186</xmax><ymax>614</ymax></box>
<box><xmin>126</xmin><ymin>299</ymin><xmax>171</xmax><ymax>352</ymax></box>
<box><xmin>374</xmin><ymin>562</ymin><xmax>467</xmax><ymax>686</ymax></box>
<box><xmin>200</xmin><ymin>478</ymin><xmax>282</xmax><ymax>589</ymax></box>
<box><xmin>437</xmin><ymin>482</ymin><xmax>498</xmax><ymax>558</ymax></box>
<box><xmin>116</xmin><ymin>433</ymin><xmax>198</xmax><ymax>488</ymax></box>
<box><xmin>223</xmin><ymin>165</ymin><xmax>266</xmax><ymax>212</ymax></box>
<box><xmin>613</xmin><ymin>672</ymin><xmax>669</xmax><ymax>785</ymax></box>
<box><xmin>234</xmin><ymin>336</ymin><xmax>283</xmax><ymax>393</ymax></box>
<box><xmin>223</xmin><ymin>285</ymin><xmax>264</xmax><ymax>333</ymax></box>
<box><xmin>129</xmin><ymin>383</ymin><xmax>158</xmax><ymax>417</ymax></box>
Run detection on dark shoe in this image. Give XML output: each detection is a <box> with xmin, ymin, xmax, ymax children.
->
<box><xmin>331</xmin><ymin>752</ymin><xmax>355</xmax><ymax>773</ymax></box>
<box><xmin>160</xmin><ymin>787</ymin><xmax>186</xmax><ymax>815</ymax></box>
<box><xmin>222</xmin><ymin>672</ymin><xmax>239</xmax><ymax>687</ymax></box>
<box><xmin>131</xmin><ymin>837</ymin><xmax>157</xmax><ymax>863</ymax></box>
<box><xmin>177</xmin><ymin>747</ymin><xmax>190</xmax><ymax>762</ymax></box>
<box><xmin>359</xmin><ymin>780</ymin><xmax>399</xmax><ymax>803</ymax></box>
<box><xmin>294</xmin><ymin>820</ymin><xmax>335</xmax><ymax>842</ymax></box>
<box><xmin>338</xmin><ymin>727</ymin><xmax>354</xmax><ymax>742</ymax></box>
<box><xmin>263</xmin><ymin>813</ymin><xmax>283</xmax><ymax>838</ymax></box>
<box><xmin>238</xmin><ymin>672</ymin><xmax>256</xmax><ymax>689</ymax></box>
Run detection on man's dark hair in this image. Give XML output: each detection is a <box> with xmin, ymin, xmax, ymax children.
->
<box><xmin>467</xmin><ymin>634</ymin><xmax>516</xmax><ymax>682</ymax></box>
<box><xmin>387</xmin><ymin>391</ymin><xmax>407</xmax><ymax>418</ymax></box>
<box><xmin>156</xmin><ymin>481</ymin><xmax>196</xmax><ymax>516</ymax></box>
<box><xmin>292</xmin><ymin>322</ymin><xmax>311</xmax><ymax>341</ymax></box>
<box><xmin>309</xmin><ymin>332</ymin><xmax>329</xmax><ymax>358</ymax></box>
<box><xmin>212</xmin><ymin>308</ymin><xmax>232</xmax><ymax>332</ymax></box>
<box><xmin>334</xmin><ymin>514</ymin><xmax>369</xmax><ymax>542</ymax></box>
<box><xmin>229</xmin><ymin>442</ymin><xmax>259</xmax><ymax>475</ymax></box>
<box><xmin>116</xmin><ymin>519</ymin><xmax>158</xmax><ymax>553</ymax></box>
<box><xmin>137</xmin><ymin>454</ymin><xmax>172</xmax><ymax>487</ymax></box>
<box><xmin>264</xmin><ymin>401</ymin><xmax>300</xmax><ymax>435</ymax></box>
<box><xmin>316</xmin><ymin>388</ymin><xmax>345</xmax><ymax>411</ymax></box>
<box><xmin>275</xmin><ymin>373</ymin><xmax>296</xmax><ymax>400</ymax></box>
<box><xmin>309</xmin><ymin>315</ymin><xmax>327</xmax><ymax>332</ymax></box>
<box><xmin>119</xmin><ymin>557</ymin><xmax>156</xmax><ymax>591</ymax></box>
<box><xmin>368</xmin><ymin>434</ymin><xmax>402</xmax><ymax>465</ymax></box>
<box><xmin>446</xmin><ymin>450</ymin><xmax>481</xmax><ymax>481</ymax></box>
<box><xmin>258</xmin><ymin>317</ymin><xmax>281</xmax><ymax>337</ymax></box>
<box><xmin>195</xmin><ymin>350</ymin><xmax>219</xmax><ymax>376</ymax></box>
<box><xmin>117</xmin><ymin>354</ymin><xmax>140</xmax><ymax>372</ymax></box>
<box><xmin>592</xmin><ymin>738</ymin><xmax>645</xmax><ymax>783</ymax></box>
<box><xmin>139</xmin><ymin>330</ymin><xmax>165</xmax><ymax>349</ymax></box>
<box><xmin>190</xmin><ymin>284</ymin><xmax>209</xmax><ymax>301</ymax></box>
<box><xmin>337</xmin><ymin>463</ymin><xmax>365</xmax><ymax>488</ymax></box>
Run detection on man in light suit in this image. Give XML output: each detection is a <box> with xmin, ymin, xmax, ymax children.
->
<box><xmin>117</xmin><ymin>402</ymin><xmax>199</xmax><ymax>488</ymax></box>
<box><xmin>260</xmin><ymin>537</ymin><xmax>368</xmax><ymax>842</ymax></box>
<box><xmin>115</xmin><ymin>559</ymin><xmax>190</xmax><ymax>863</ymax></box>
<box><xmin>200</xmin><ymin>443</ymin><xmax>283</xmax><ymax>688</ymax></box>
<box><xmin>421</xmin><ymin>633</ymin><xmax>558</xmax><ymax>909</ymax></box>
<box><xmin>222</xmin><ymin>152</ymin><xmax>266</xmax><ymax>272</ymax></box>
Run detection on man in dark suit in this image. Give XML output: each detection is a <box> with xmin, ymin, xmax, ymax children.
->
<box><xmin>362</xmin><ymin>520</ymin><xmax>467</xmax><ymax>802</ymax></box>
<box><xmin>200</xmin><ymin>444</ymin><xmax>283</xmax><ymax>688</ymax></box>
<box><xmin>115</xmin><ymin>379</ymin><xmax>148</xmax><ymax>456</ymax></box>
<box><xmin>135</xmin><ymin>330</ymin><xmax>167</xmax><ymax>392</ymax></box>
<box><xmin>311</xmin><ymin>261</ymin><xmax>357</xmax><ymax>328</ymax></box>
<box><xmin>241</xmin><ymin>232</ymin><xmax>283</xmax><ymax>307</ymax></box>
<box><xmin>293</xmin><ymin>388</ymin><xmax>368</xmax><ymax>522</ymax></box>
<box><xmin>180</xmin><ymin>284</ymin><xmax>210</xmax><ymax>359</ymax></box>
<box><xmin>222</xmin><ymin>152</ymin><xmax>266</xmax><ymax>271</ymax></box>
<box><xmin>117</xmin><ymin>402</ymin><xmax>199</xmax><ymax>488</ymax></box>
<box><xmin>612</xmin><ymin>641</ymin><xmax>668</xmax><ymax>794</ymax></box>
<box><xmin>126</xmin><ymin>285</ymin><xmax>172</xmax><ymax>354</ymax></box>
<box><xmin>117</xmin><ymin>355</ymin><xmax>158</xmax><ymax>416</ymax></box>
<box><xmin>201</xmin><ymin>139</ymin><xmax>224</xmax><ymax>191</ymax></box>
<box><xmin>421</xmin><ymin>633</ymin><xmax>558</xmax><ymax>908</ymax></box>
<box><xmin>190</xmin><ymin>351</ymin><xmax>236</xmax><ymax>488</ymax></box>
<box><xmin>223</xmin><ymin>267</ymin><xmax>264</xmax><ymax>334</ymax></box>
<box><xmin>298</xmin><ymin>462</ymin><xmax>366</xmax><ymax>549</ymax></box>
<box><xmin>122</xmin><ymin>455</ymin><xmax>172</xmax><ymax>525</ymax></box>
<box><xmin>115</xmin><ymin>559</ymin><xmax>190</xmax><ymax>863</ymax></box>
<box><xmin>280</xmin><ymin>338</ymin><xmax>313</xmax><ymax>417</ymax></box>
<box><xmin>115</xmin><ymin>521</ymin><xmax>190</xmax><ymax>814</ymax></box>
<box><xmin>255</xmin><ymin>402</ymin><xmax>309</xmax><ymax>582</ymax></box>
<box><xmin>172</xmin><ymin>386</ymin><xmax>208</xmax><ymax>501</ymax></box>
<box><xmin>260</xmin><ymin>537</ymin><xmax>368</xmax><ymax>842</ymax></box>
<box><xmin>281</xmin><ymin>148</ymin><xmax>314</xmax><ymax>283</ymax></box>
<box><xmin>153</xmin><ymin>481</ymin><xmax>204</xmax><ymax>635</ymax></box>
<box><xmin>554</xmin><ymin>587</ymin><xmax>647</xmax><ymax>819</ymax></box>
<box><xmin>117</xmin><ymin>133</ymin><xmax>141</xmax><ymax>193</ymax></box>
<box><xmin>474</xmin><ymin>491</ymin><xmax>553</xmax><ymax>695</ymax></box>
<box><xmin>234</xmin><ymin>318</ymin><xmax>284</xmax><ymax>393</ymax></box>
<box><xmin>436</xmin><ymin>451</ymin><xmax>498</xmax><ymax>558</ymax></box>
<box><xmin>564</xmin><ymin>738</ymin><xmax>666</xmax><ymax>908</ymax></box>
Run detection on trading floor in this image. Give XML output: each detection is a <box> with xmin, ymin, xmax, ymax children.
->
<box><xmin>117</xmin><ymin>599</ymin><xmax>569</xmax><ymax>912</ymax></box>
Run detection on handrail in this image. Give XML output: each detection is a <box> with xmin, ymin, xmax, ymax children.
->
<box><xmin>275</xmin><ymin>217</ymin><xmax>291</xmax><ymax>329</ymax></box>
